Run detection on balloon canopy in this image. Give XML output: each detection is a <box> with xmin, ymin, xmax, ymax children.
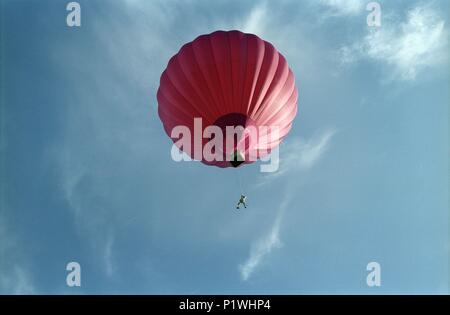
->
<box><xmin>157</xmin><ymin>30</ymin><xmax>298</xmax><ymax>168</ymax></box>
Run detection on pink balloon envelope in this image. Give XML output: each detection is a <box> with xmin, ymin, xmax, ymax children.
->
<box><xmin>157</xmin><ymin>30</ymin><xmax>298</xmax><ymax>168</ymax></box>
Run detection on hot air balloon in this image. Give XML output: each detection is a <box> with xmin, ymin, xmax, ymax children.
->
<box><xmin>157</xmin><ymin>30</ymin><xmax>298</xmax><ymax>168</ymax></box>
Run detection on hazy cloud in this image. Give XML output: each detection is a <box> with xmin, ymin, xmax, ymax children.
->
<box><xmin>239</xmin><ymin>197</ymin><xmax>289</xmax><ymax>281</ymax></box>
<box><xmin>318</xmin><ymin>0</ymin><xmax>364</xmax><ymax>17</ymax></box>
<box><xmin>0</xmin><ymin>217</ymin><xmax>36</xmax><ymax>294</ymax></box>
<box><xmin>0</xmin><ymin>266</ymin><xmax>36</xmax><ymax>295</ymax></box>
<box><xmin>52</xmin><ymin>1</ymin><xmax>172</xmax><ymax>278</ymax></box>
<box><xmin>284</xmin><ymin>129</ymin><xmax>336</xmax><ymax>171</ymax></box>
<box><xmin>258</xmin><ymin>129</ymin><xmax>336</xmax><ymax>187</ymax></box>
<box><xmin>240</xmin><ymin>2</ymin><xmax>268</xmax><ymax>36</ymax></box>
<box><xmin>340</xmin><ymin>5</ymin><xmax>448</xmax><ymax>80</ymax></box>
<box><xmin>104</xmin><ymin>236</ymin><xmax>115</xmax><ymax>277</ymax></box>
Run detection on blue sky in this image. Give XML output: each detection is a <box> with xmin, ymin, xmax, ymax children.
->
<box><xmin>0</xmin><ymin>0</ymin><xmax>449</xmax><ymax>294</ymax></box>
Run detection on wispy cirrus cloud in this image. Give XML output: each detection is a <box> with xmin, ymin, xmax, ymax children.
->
<box><xmin>240</xmin><ymin>2</ymin><xmax>268</xmax><ymax>36</ymax></box>
<box><xmin>0</xmin><ymin>216</ymin><xmax>36</xmax><ymax>294</ymax></box>
<box><xmin>258</xmin><ymin>129</ymin><xmax>337</xmax><ymax>186</ymax></box>
<box><xmin>239</xmin><ymin>197</ymin><xmax>289</xmax><ymax>281</ymax></box>
<box><xmin>339</xmin><ymin>5</ymin><xmax>448</xmax><ymax>80</ymax></box>
<box><xmin>283</xmin><ymin>129</ymin><xmax>337</xmax><ymax>172</ymax></box>
<box><xmin>0</xmin><ymin>266</ymin><xmax>36</xmax><ymax>295</ymax></box>
<box><xmin>52</xmin><ymin>1</ymin><xmax>172</xmax><ymax>279</ymax></box>
<box><xmin>317</xmin><ymin>0</ymin><xmax>365</xmax><ymax>17</ymax></box>
<box><xmin>104</xmin><ymin>236</ymin><xmax>115</xmax><ymax>277</ymax></box>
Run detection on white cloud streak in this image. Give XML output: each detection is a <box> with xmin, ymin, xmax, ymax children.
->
<box><xmin>284</xmin><ymin>129</ymin><xmax>336</xmax><ymax>171</ymax></box>
<box><xmin>104</xmin><ymin>236</ymin><xmax>114</xmax><ymax>277</ymax></box>
<box><xmin>258</xmin><ymin>129</ymin><xmax>336</xmax><ymax>187</ymax></box>
<box><xmin>52</xmin><ymin>2</ymin><xmax>175</xmax><ymax>278</ymax></box>
<box><xmin>0</xmin><ymin>217</ymin><xmax>36</xmax><ymax>294</ymax></box>
<box><xmin>240</xmin><ymin>2</ymin><xmax>268</xmax><ymax>36</ymax></box>
<box><xmin>1</xmin><ymin>267</ymin><xmax>36</xmax><ymax>295</ymax></box>
<box><xmin>340</xmin><ymin>5</ymin><xmax>448</xmax><ymax>80</ymax></box>
<box><xmin>318</xmin><ymin>0</ymin><xmax>364</xmax><ymax>17</ymax></box>
<box><xmin>239</xmin><ymin>197</ymin><xmax>289</xmax><ymax>281</ymax></box>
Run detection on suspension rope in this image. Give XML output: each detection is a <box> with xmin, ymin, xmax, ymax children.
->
<box><xmin>235</xmin><ymin>168</ymin><xmax>244</xmax><ymax>194</ymax></box>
